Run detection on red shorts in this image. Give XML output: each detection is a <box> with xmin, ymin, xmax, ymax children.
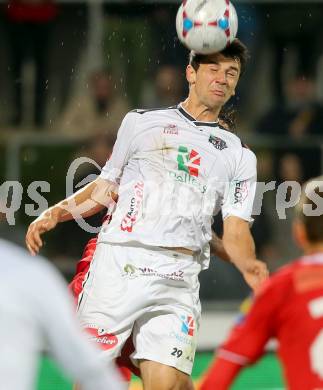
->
<box><xmin>69</xmin><ymin>237</ymin><xmax>140</xmax><ymax>380</ymax></box>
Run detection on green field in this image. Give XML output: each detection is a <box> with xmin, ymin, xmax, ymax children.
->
<box><xmin>37</xmin><ymin>352</ymin><xmax>285</xmax><ymax>389</ymax></box>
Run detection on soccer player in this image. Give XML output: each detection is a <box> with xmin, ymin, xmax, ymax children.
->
<box><xmin>200</xmin><ymin>176</ymin><xmax>323</xmax><ymax>390</ymax></box>
<box><xmin>26</xmin><ymin>39</ymin><xmax>268</xmax><ymax>389</ymax></box>
<box><xmin>0</xmin><ymin>239</ymin><xmax>126</xmax><ymax>390</ymax></box>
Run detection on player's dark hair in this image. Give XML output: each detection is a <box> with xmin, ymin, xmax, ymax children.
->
<box><xmin>218</xmin><ymin>104</ymin><xmax>236</xmax><ymax>131</ymax></box>
<box><xmin>295</xmin><ymin>177</ymin><xmax>323</xmax><ymax>243</ymax></box>
<box><xmin>189</xmin><ymin>38</ymin><xmax>249</xmax><ymax>76</ymax></box>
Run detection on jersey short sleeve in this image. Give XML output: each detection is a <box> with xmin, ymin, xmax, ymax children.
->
<box><xmin>221</xmin><ymin>147</ymin><xmax>257</xmax><ymax>222</ymax></box>
<box><xmin>100</xmin><ymin>112</ymin><xmax>138</xmax><ymax>184</ymax></box>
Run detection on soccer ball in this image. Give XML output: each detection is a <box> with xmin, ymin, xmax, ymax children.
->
<box><xmin>176</xmin><ymin>0</ymin><xmax>238</xmax><ymax>54</ymax></box>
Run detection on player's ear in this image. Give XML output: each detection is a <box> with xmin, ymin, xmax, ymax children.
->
<box><xmin>186</xmin><ymin>65</ymin><xmax>196</xmax><ymax>85</ymax></box>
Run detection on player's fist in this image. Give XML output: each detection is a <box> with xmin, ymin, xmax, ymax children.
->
<box><xmin>26</xmin><ymin>209</ymin><xmax>59</xmax><ymax>255</ymax></box>
<box><xmin>240</xmin><ymin>259</ymin><xmax>269</xmax><ymax>291</ymax></box>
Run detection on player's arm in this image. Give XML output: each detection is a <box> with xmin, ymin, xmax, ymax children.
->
<box><xmin>26</xmin><ymin>111</ymin><xmax>138</xmax><ymax>255</ymax></box>
<box><xmin>200</xmin><ymin>279</ymin><xmax>282</xmax><ymax>390</ymax></box>
<box><xmin>221</xmin><ymin>147</ymin><xmax>268</xmax><ymax>290</ymax></box>
<box><xmin>26</xmin><ymin>177</ymin><xmax>117</xmax><ymax>255</ymax></box>
<box><xmin>223</xmin><ymin>216</ymin><xmax>267</xmax><ymax>290</ymax></box>
<box><xmin>210</xmin><ymin>230</ymin><xmax>230</xmax><ymax>261</ymax></box>
<box><xmin>210</xmin><ymin>223</ymin><xmax>265</xmax><ymax>290</ymax></box>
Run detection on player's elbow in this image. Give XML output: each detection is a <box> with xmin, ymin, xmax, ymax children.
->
<box><xmin>91</xmin><ymin>177</ymin><xmax>119</xmax><ymax>207</ymax></box>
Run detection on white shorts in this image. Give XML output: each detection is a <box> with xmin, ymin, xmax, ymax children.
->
<box><xmin>77</xmin><ymin>242</ymin><xmax>202</xmax><ymax>375</ymax></box>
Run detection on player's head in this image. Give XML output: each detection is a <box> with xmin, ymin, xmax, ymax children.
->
<box><xmin>293</xmin><ymin>176</ymin><xmax>323</xmax><ymax>252</ymax></box>
<box><xmin>186</xmin><ymin>39</ymin><xmax>249</xmax><ymax>109</ymax></box>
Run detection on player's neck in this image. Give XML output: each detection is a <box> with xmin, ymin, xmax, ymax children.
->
<box><xmin>181</xmin><ymin>97</ymin><xmax>221</xmax><ymax>123</ymax></box>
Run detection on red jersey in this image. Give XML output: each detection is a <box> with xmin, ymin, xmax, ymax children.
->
<box><xmin>69</xmin><ymin>237</ymin><xmax>97</xmax><ymax>304</ymax></box>
<box><xmin>201</xmin><ymin>253</ymin><xmax>323</xmax><ymax>390</ymax></box>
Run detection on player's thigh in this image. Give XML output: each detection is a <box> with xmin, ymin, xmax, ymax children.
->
<box><xmin>139</xmin><ymin>360</ymin><xmax>194</xmax><ymax>390</ymax></box>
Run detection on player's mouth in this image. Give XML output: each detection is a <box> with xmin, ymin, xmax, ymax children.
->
<box><xmin>211</xmin><ymin>90</ymin><xmax>225</xmax><ymax>97</ymax></box>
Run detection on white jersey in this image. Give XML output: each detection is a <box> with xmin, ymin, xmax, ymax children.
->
<box><xmin>0</xmin><ymin>240</ymin><xmax>126</xmax><ymax>390</ymax></box>
<box><xmin>99</xmin><ymin>105</ymin><xmax>257</xmax><ymax>268</ymax></box>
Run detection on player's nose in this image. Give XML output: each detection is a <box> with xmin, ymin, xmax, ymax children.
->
<box><xmin>215</xmin><ymin>69</ymin><xmax>227</xmax><ymax>84</ymax></box>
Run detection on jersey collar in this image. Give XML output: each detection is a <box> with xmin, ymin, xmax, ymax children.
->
<box><xmin>301</xmin><ymin>252</ymin><xmax>323</xmax><ymax>264</ymax></box>
<box><xmin>177</xmin><ymin>104</ymin><xmax>219</xmax><ymax>128</ymax></box>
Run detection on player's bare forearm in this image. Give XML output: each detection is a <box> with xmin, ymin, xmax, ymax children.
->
<box><xmin>222</xmin><ymin>216</ymin><xmax>269</xmax><ymax>290</ymax></box>
<box><xmin>51</xmin><ymin>177</ymin><xmax>117</xmax><ymax>223</ymax></box>
<box><xmin>210</xmin><ymin>231</ymin><xmax>231</xmax><ymax>262</ymax></box>
<box><xmin>222</xmin><ymin>216</ymin><xmax>256</xmax><ymax>264</ymax></box>
<box><xmin>26</xmin><ymin>177</ymin><xmax>117</xmax><ymax>255</ymax></box>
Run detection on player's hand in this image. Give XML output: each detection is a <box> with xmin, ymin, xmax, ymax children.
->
<box><xmin>237</xmin><ymin>259</ymin><xmax>269</xmax><ymax>291</ymax></box>
<box><xmin>26</xmin><ymin>209</ymin><xmax>59</xmax><ymax>255</ymax></box>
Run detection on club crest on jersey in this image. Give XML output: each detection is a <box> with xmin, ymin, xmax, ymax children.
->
<box><xmin>177</xmin><ymin>146</ymin><xmax>200</xmax><ymax>177</ymax></box>
<box><xmin>163</xmin><ymin>124</ymin><xmax>178</xmax><ymax>135</ymax></box>
<box><xmin>181</xmin><ymin>315</ymin><xmax>195</xmax><ymax>336</ymax></box>
<box><xmin>208</xmin><ymin>135</ymin><xmax>227</xmax><ymax>150</ymax></box>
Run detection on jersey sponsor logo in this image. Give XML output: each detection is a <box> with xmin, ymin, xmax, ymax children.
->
<box><xmin>208</xmin><ymin>135</ymin><xmax>227</xmax><ymax>150</ymax></box>
<box><xmin>169</xmin><ymin>145</ymin><xmax>207</xmax><ymax>193</ymax></box>
<box><xmin>181</xmin><ymin>315</ymin><xmax>195</xmax><ymax>336</ymax></box>
<box><xmin>163</xmin><ymin>124</ymin><xmax>179</xmax><ymax>135</ymax></box>
<box><xmin>122</xmin><ymin>263</ymin><xmax>185</xmax><ymax>281</ymax></box>
<box><xmin>168</xmin><ymin>171</ymin><xmax>207</xmax><ymax>194</ymax></box>
<box><xmin>232</xmin><ymin>180</ymin><xmax>248</xmax><ymax>205</ymax></box>
<box><xmin>84</xmin><ymin>326</ymin><xmax>118</xmax><ymax>350</ymax></box>
<box><xmin>120</xmin><ymin>181</ymin><xmax>144</xmax><ymax>232</ymax></box>
<box><xmin>169</xmin><ymin>331</ymin><xmax>195</xmax><ymax>347</ymax></box>
<box><xmin>177</xmin><ymin>146</ymin><xmax>200</xmax><ymax>177</ymax></box>
<box><xmin>123</xmin><ymin>263</ymin><xmax>138</xmax><ymax>278</ymax></box>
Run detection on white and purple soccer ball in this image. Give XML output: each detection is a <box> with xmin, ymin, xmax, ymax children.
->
<box><xmin>176</xmin><ymin>0</ymin><xmax>238</xmax><ymax>54</ymax></box>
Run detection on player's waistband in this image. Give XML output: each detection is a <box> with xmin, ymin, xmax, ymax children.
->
<box><xmin>160</xmin><ymin>246</ymin><xmax>195</xmax><ymax>256</ymax></box>
<box><xmin>100</xmin><ymin>240</ymin><xmax>199</xmax><ymax>260</ymax></box>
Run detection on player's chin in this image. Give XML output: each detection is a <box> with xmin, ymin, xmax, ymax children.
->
<box><xmin>207</xmin><ymin>96</ymin><xmax>226</xmax><ymax>109</ymax></box>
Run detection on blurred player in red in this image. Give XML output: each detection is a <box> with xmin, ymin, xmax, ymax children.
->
<box><xmin>201</xmin><ymin>176</ymin><xmax>323</xmax><ymax>390</ymax></box>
